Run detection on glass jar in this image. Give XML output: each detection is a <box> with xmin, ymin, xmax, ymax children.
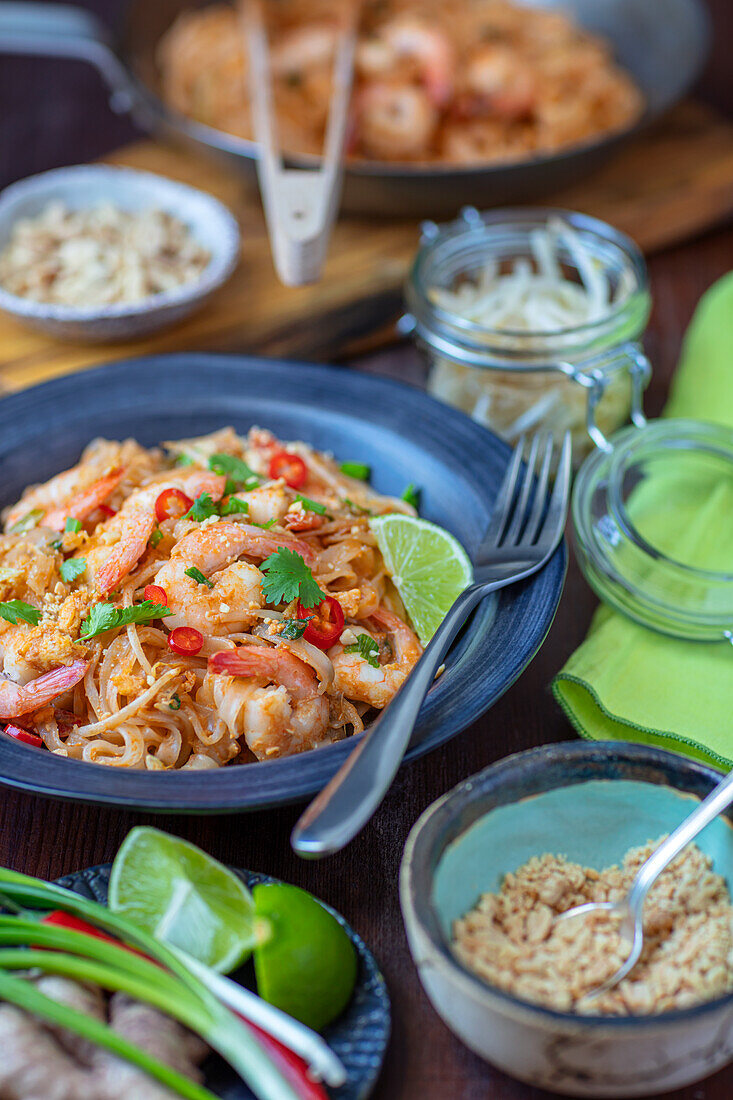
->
<box><xmin>573</xmin><ymin>419</ymin><xmax>733</xmax><ymax>642</ymax></box>
<box><xmin>404</xmin><ymin>207</ymin><xmax>652</xmax><ymax>466</ymax></box>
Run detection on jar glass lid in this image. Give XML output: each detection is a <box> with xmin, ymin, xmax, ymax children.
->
<box><xmin>573</xmin><ymin>419</ymin><xmax>733</xmax><ymax>641</ymax></box>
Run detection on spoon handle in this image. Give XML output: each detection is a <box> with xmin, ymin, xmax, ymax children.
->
<box><xmin>629</xmin><ymin>768</ymin><xmax>733</xmax><ymax>912</ymax></box>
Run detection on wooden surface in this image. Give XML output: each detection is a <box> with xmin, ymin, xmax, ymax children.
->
<box><xmin>2</xmin><ymin>99</ymin><xmax>733</xmax><ymax>391</ymax></box>
<box><xmin>1</xmin><ymin>2</ymin><xmax>733</xmax><ymax>1098</ymax></box>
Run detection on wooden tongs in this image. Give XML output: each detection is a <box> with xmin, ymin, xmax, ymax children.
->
<box><xmin>240</xmin><ymin>0</ymin><xmax>359</xmax><ymax>286</ymax></box>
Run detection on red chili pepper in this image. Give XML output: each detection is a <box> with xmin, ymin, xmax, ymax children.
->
<box><xmin>41</xmin><ymin>912</ymin><xmax>149</xmax><ymax>960</ymax></box>
<box><xmin>269</xmin><ymin>451</ymin><xmax>308</xmax><ymax>490</ymax></box>
<box><xmin>143</xmin><ymin>584</ymin><xmax>168</xmax><ymax>606</ymax></box>
<box><xmin>155</xmin><ymin>488</ymin><xmax>193</xmax><ymax>523</ymax></box>
<box><xmin>98</xmin><ymin>504</ymin><xmax>117</xmax><ymax>518</ymax></box>
<box><xmin>4</xmin><ymin>724</ymin><xmax>43</xmax><ymax>748</ymax></box>
<box><xmin>246</xmin><ymin>1022</ymin><xmax>329</xmax><ymax>1100</ymax></box>
<box><xmin>297</xmin><ymin>595</ymin><xmax>344</xmax><ymax>650</ymax></box>
<box><xmin>168</xmin><ymin>626</ymin><xmax>204</xmax><ymax>656</ymax></box>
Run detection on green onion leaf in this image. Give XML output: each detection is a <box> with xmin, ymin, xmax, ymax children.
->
<box><xmin>9</xmin><ymin>509</ymin><xmax>44</xmax><ymax>534</ymax></box>
<box><xmin>175</xmin><ymin>454</ymin><xmax>195</xmax><ymax>467</ymax></box>
<box><xmin>65</xmin><ymin>517</ymin><xmax>82</xmax><ymax>534</ymax></box>
<box><xmin>149</xmin><ymin>528</ymin><xmax>163</xmax><ymax>549</ymax></box>
<box><xmin>401</xmin><ymin>483</ymin><xmax>421</xmax><ymax>510</ymax></box>
<box><xmin>60</xmin><ymin>557</ymin><xmax>86</xmax><ymax>584</ymax></box>
<box><xmin>185</xmin><ymin>566</ymin><xmax>214</xmax><ymax>589</ymax></box>
<box><xmin>345</xmin><ymin>633</ymin><xmax>380</xmax><ymax>668</ymax></box>
<box><xmin>295</xmin><ymin>494</ymin><xmax>326</xmax><ymax>515</ymax></box>
<box><xmin>340</xmin><ymin>461</ymin><xmax>370</xmax><ymax>481</ymax></box>
<box><xmin>0</xmin><ymin>600</ymin><xmax>41</xmax><ymax>626</ymax></box>
<box><xmin>252</xmin><ymin>518</ymin><xmax>277</xmax><ymax>530</ymax></box>
<box><xmin>169</xmin><ymin>693</ymin><xmax>182</xmax><ymax>711</ymax></box>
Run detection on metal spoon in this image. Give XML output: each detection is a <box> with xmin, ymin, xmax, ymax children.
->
<box><xmin>556</xmin><ymin>767</ymin><xmax>733</xmax><ymax>1000</ymax></box>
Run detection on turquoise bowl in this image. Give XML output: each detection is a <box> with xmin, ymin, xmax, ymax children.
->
<box><xmin>400</xmin><ymin>742</ymin><xmax>733</xmax><ymax>1097</ymax></box>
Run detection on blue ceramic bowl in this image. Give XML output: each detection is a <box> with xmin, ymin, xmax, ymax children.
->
<box><xmin>400</xmin><ymin>742</ymin><xmax>733</xmax><ymax>1097</ymax></box>
<box><xmin>0</xmin><ymin>354</ymin><xmax>565</xmax><ymax>812</ymax></box>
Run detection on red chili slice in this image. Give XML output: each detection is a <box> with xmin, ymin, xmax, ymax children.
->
<box><xmin>143</xmin><ymin>584</ymin><xmax>168</xmax><ymax>606</ymax></box>
<box><xmin>269</xmin><ymin>451</ymin><xmax>307</xmax><ymax>490</ymax></box>
<box><xmin>154</xmin><ymin>488</ymin><xmax>193</xmax><ymax>523</ymax></box>
<box><xmin>168</xmin><ymin>626</ymin><xmax>204</xmax><ymax>656</ymax></box>
<box><xmin>4</xmin><ymin>724</ymin><xmax>43</xmax><ymax>748</ymax></box>
<box><xmin>297</xmin><ymin>595</ymin><xmax>344</xmax><ymax>649</ymax></box>
<box><xmin>98</xmin><ymin>504</ymin><xmax>117</xmax><ymax>518</ymax></box>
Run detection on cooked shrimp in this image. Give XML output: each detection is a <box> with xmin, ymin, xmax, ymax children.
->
<box><xmin>5</xmin><ymin>460</ymin><xmax>125</xmax><ymax>532</ymax></box>
<box><xmin>354</xmin><ymin>82</ymin><xmax>437</xmax><ymax>160</ymax></box>
<box><xmin>331</xmin><ymin>606</ymin><xmax>421</xmax><ymax>708</ymax></box>
<box><xmin>244</xmin><ymin>484</ymin><xmax>290</xmax><ymax>527</ymax></box>
<box><xmin>85</xmin><ymin>470</ymin><xmax>226</xmax><ymax>596</ymax></box>
<box><xmin>357</xmin><ymin>16</ymin><xmax>455</xmax><ymax>106</ymax></box>
<box><xmin>207</xmin><ymin>645</ymin><xmax>330</xmax><ymax>759</ymax></box>
<box><xmin>0</xmin><ymin>658</ymin><xmax>87</xmax><ymax>719</ymax></box>
<box><xmin>270</xmin><ymin>21</ymin><xmax>338</xmax><ymax>78</ymax></box>
<box><xmin>463</xmin><ymin>43</ymin><xmax>537</xmax><ymax>120</ymax></box>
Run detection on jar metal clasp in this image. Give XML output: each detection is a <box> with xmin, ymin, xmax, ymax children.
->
<box><xmin>556</xmin><ymin>344</ymin><xmax>651</xmax><ymax>454</ymax></box>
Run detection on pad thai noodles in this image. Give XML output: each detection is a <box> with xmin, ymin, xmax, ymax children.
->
<box><xmin>158</xmin><ymin>0</ymin><xmax>643</xmax><ymax>166</ymax></box>
<box><xmin>0</xmin><ymin>428</ymin><xmax>423</xmax><ymax>770</ymax></box>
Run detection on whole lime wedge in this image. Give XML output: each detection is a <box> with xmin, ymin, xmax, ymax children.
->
<box><xmin>369</xmin><ymin>514</ymin><xmax>473</xmax><ymax>644</ymax></box>
<box><xmin>109</xmin><ymin>826</ymin><xmax>265</xmax><ymax>973</ymax></box>
<box><xmin>253</xmin><ymin>882</ymin><xmax>357</xmax><ymax>1032</ymax></box>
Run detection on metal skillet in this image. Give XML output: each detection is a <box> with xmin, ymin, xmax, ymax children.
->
<box><xmin>0</xmin><ymin>0</ymin><xmax>710</xmax><ymax>217</ymax></box>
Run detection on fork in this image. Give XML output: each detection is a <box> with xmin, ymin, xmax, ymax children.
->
<box><xmin>555</xmin><ymin>766</ymin><xmax>733</xmax><ymax>1001</ymax></box>
<box><xmin>291</xmin><ymin>431</ymin><xmax>572</xmax><ymax>859</ymax></box>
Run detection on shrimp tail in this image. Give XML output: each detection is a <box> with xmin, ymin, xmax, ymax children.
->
<box><xmin>43</xmin><ymin>467</ymin><xmax>126</xmax><ymax>531</ymax></box>
<box><xmin>0</xmin><ymin>659</ymin><xmax>88</xmax><ymax>719</ymax></box>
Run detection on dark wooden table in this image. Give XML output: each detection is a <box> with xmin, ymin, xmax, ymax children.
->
<box><xmin>1</xmin><ymin>3</ymin><xmax>733</xmax><ymax>1097</ymax></box>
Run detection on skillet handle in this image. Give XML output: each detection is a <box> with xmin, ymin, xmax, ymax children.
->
<box><xmin>0</xmin><ymin>2</ymin><xmax>135</xmax><ymax>112</ymax></box>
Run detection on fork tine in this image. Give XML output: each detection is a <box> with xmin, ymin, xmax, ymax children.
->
<box><xmin>523</xmin><ymin>433</ymin><xmax>555</xmax><ymax>544</ymax></box>
<box><xmin>505</xmin><ymin>433</ymin><xmax>541</xmax><ymax>545</ymax></box>
<box><xmin>537</xmin><ymin>431</ymin><xmax>572</xmax><ymax>550</ymax></box>
<box><xmin>481</xmin><ymin>435</ymin><xmax>525</xmax><ymax>548</ymax></box>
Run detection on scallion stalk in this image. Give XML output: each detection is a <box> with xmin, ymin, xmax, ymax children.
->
<box><xmin>0</xmin><ymin>871</ymin><xmax>304</xmax><ymax>1100</ymax></box>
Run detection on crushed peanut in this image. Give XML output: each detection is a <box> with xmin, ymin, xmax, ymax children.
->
<box><xmin>452</xmin><ymin>840</ymin><xmax>733</xmax><ymax>1015</ymax></box>
<box><xmin>0</xmin><ymin>201</ymin><xmax>211</xmax><ymax>307</ymax></box>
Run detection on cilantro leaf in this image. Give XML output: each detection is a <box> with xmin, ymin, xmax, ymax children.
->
<box><xmin>185</xmin><ymin>566</ymin><xmax>214</xmax><ymax>589</ymax></box>
<box><xmin>208</xmin><ymin>453</ymin><xmax>262</xmax><ymax>489</ymax></box>
<box><xmin>220</xmin><ymin>497</ymin><xmax>248</xmax><ymax>516</ymax></box>
<box><xmin>9</xmin><ymin>509</ymin><xmax>43</xmax><ymax>534</ymax></box>
<box><xmin>402</xmin><ymin>483</ymin><xmax>421</xmax><ymax>510</ymax></box>
<box><xmin>65</xmin><ymin>517</ymin><xmax>82</xmax><ymax>534</ymax></box>
<box><xmin>184</xmin><ymin>492</ymin><xmax>218</xmax><ymax>522</ymax></box>
<box><xmin>279</xmin><ymin>615</ymin><xmax>314</xmax><ymax>640</ymax></box>
<box><xmin>80</xmin><ymin>600</ymin><xmax>171</xmax><ymax>641</ymax></box>
<box><xmin>295</xmin><ymin>494</ymin><xmax>326</xmax><ymax>516</ymax></box>
<box><xmin>340</xmin><ymin>461</ymin><xmax>370</xmax><ymax>481</ymax></box>
<box><xmin>60</xmin><ymin>557</ymin><xmax>86</xmax><ymax>583</ymax></box>
<box><xmin>0</xmin><ymin>600</ymin><xmax>41</xmax><ymax>627</ymax></box>
<box><xmin>260</xmin><ymin>547</ymin><xmax>325</xmax><ymax>608</ymax></box>
<box><xmin>345</xmin><ymin>633</ymin><xmax>380</xmax><ymax>668</ymax></box>
<box><xmin>149</xmin><ymin>528</ymin><xmax>163</xmax><ymax>549</ymax></box>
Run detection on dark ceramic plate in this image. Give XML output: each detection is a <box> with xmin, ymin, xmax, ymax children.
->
<box><xmin>58</xmin><ymin>863</ymin><xmax>390</xmax><ymax>1099</ymax></box>
<box><xmin>0</xmin><ymin>354</ymin><xmax>566</xmax><ymax>811</ymax></box>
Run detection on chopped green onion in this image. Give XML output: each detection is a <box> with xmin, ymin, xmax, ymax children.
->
<box><xmin>169</xmin><ymin>693</ymin><xmax>182</xmax><ymax>711</ymax></box>
<box><xmin>9</xmin><ymin>509</ymin><xmax>43</xmax><ymax>534</ymax></box>
<box><xmin>65</xmin><ymin>517</ymin><xmax>82</xmax><ymax>534</ymax></box>
<box><xmin>149</xmin><ymin>528</ymin><xmax>163</xmax><ymax>549</ymax></box>
<box><xmin>340</xmin><ymin>462</ymin><xmax>370</xmax><ymax>481</ymax></box>
<box><xmin>295</xmin><ymin>494</ymin><xmax>326</xmax><ymax>515</ymax></box>
<box><xmin>185</xmin><ymin>566</ymin><xmax>214</xmax><ymax>589</ymax></box>
<box><xmin>401</xmin><ymin>483</ymin><xmax>421</xmax><ymax>510</ymax></box>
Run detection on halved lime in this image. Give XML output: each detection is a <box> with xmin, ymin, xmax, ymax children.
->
<box><xmin>253</xmin><ymin>883</ymin><xmax>357</xmax><ymax>1032</ymax></box>
<box><xmin>369</xmin><ymin>514</ymin><xmax>473</xmax><ymax>644</ymax></box>
<box><xmin>109</xmin><ymin>827</ymin><xmax>265</xmax><ymax>973</ymax></box>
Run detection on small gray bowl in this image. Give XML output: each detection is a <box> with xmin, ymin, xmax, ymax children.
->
<box><xmin>0</xmin><ymin>165</ymin><xmax>240</xmax><ymax>341</ymax></box>
<box><xmin>400</xmin><ymin>741</ymin><xmax>733</xmax><ymax>1097</ymax></box>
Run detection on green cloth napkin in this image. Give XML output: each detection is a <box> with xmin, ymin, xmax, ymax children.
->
<box><xmin>553</xmin><ymin>271</ymin><xmax>733</xmax><ymax>768</ymax></box>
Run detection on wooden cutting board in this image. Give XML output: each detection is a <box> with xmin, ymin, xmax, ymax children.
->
<box><xmin>1</xmin><ymin>99</ymin><xmax>733</xmax><ymax>393</ymax></box>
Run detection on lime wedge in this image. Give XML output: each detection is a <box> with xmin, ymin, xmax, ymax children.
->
<box><xmin>369</xmin><ymin>514</ymin><xmax>473</xmax><ymax>644</ymax></box>
<box><xmin>253</xmin><ymin>883</ymin><xmax>357</xmax><ymax>1032</ymax></box>
<box><xmin>109</xmin><ymin>827</ymin><xmax>264</xmax><ymax>973</ymax></box>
